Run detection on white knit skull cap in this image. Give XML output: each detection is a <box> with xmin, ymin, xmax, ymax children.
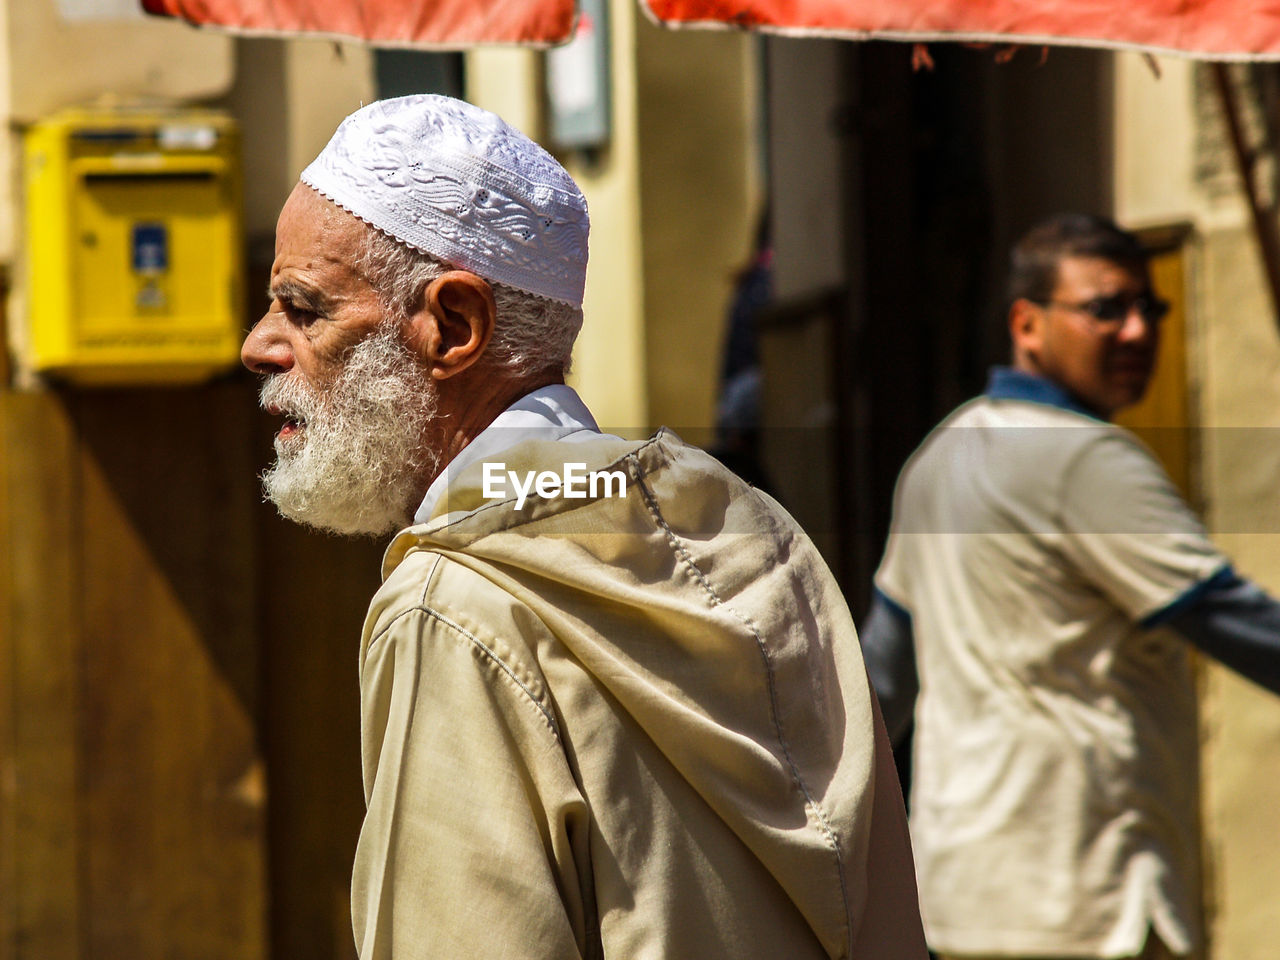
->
<box><xmin>301</xmin><ymin>95</ymin><xmax>589</xmax><ymax>307</ymax></box>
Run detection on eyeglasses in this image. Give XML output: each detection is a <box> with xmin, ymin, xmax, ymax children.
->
<box><xmin>1042</xmin><ymin>293</ymin><xmax>1171</xmax><ymax>327</ymax></box>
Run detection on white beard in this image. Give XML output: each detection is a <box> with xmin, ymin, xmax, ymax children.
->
<box><xmin>258</xmin><ymin>326</ymin><xmax>442</xmax><ymax>537</ymax></box>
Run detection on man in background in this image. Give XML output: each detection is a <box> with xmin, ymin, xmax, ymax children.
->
<box><xmin>242</xmin><ymin>93</ymin><xmax>926</xmax><ymax>959</ymax></box>
<box><xmin>862</xmin><ymin>213</ymin><xmax>1280</xmax><ymax>960</ymax></box>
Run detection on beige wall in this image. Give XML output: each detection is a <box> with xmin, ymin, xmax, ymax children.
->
<box><xmin>467</xmin><ymin>0</ymin><xmax>760</xmax><ymax>435</ymax></box>
<box><xmin>634</xmin><ymin>15</ymin><xmax>761</xmax><ymax>433</ymax></box>
<box><xmin>562</xmin><ymin>0</ymin><xmax>649</xmax><ymax>434</ymax></box>
<box><xmin>3</xmin><ymin>7</ymin><xmax>231</xmax><ymax>124</ymax></box>
<box><xmin>1195</xmin><ymin>217</ymin><xmax>1280</xmax><ymax>960</ymax></box>
<box><xmin>229</xmin><ymin>38</ymin><xmax>375</xmax><ymax>239</ymax></box>
<box><xmin>0</xmin><ymin>0</ymin><xmax>12</xmax><ymax>276</ymax></box>
<box><xmin>0</xmin><ymin>4</ymin><xmax>232</xmax><ymax>265</ymax></box>
<box><xmin>1114</xmin><ymin>53</ymin><xmax>1280</xmax><ymax>960</ymax></box>
<box><xmin>283</xmin><ymin>41</ymin><xmax>375</xmax><ymax>197</ymax></box>
<box><xmin>467</xmin><ymin>8</ymin><xmax>651</xmax><ymax>434</ymax></box>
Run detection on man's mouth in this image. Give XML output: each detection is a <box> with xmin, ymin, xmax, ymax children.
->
<box><xmin>1109</xmin><ymin>350</ymin><xmax>1154</xmax><ymax>377</ymax></box>
<box><xmin>267</xmin><ymin>403</ymin><xmax>307</xmax><ymax>439</ymax></box>
<box><xmin>1111</xmin><ymin>360</ymin><xmax>1153</xmax><ymax>380</ymax></box>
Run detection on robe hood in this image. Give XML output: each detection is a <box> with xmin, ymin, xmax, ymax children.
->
<box><xmin>374</xmin><ymin>428</ymin><xmax>923</xmax><ymax>959</ymax></box>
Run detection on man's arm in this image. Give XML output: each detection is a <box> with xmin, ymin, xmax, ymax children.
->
<box><xmin>1056</xmin><ymin>431</ymin><xmax>1227</xmax><ymax>615</ymax></box>
<box><xmin>1156</xmin><ymin>568</ymin><xmax>1280</xmax><ymax>696</ymax></box>
<box><xmin>859</xmin><ymin>590</ymin><xmax>919</xmax><ymax>747</ymax></box>
<box><xmin>1052</xmin><ymin>433</ymin><xmax>1280</xmax><ymax>697</ymax></box>
<box><xmin>355</xmin><ymin>599</ymin><xmax>594</xmax><ymax>960</ymax></box>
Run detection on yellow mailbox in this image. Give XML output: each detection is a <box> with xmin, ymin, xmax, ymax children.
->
<box><xmin>21</xmin><ymin>107</ymin><xmax>242</xmax><ymax>384</ymax></box>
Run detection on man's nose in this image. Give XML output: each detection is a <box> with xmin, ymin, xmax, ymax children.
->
<box><xmin>1117</xmin><ymin>304</ymin><xmax>1156</xmax><ymax>342</ymax></box>
<box><xmin>241</xmin><ymin>313</ymin><xmax>294</xmax><ymax>374</ymax></box>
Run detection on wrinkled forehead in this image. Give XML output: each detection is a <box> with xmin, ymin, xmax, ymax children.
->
<box><xmin>269</xmin><ymin>184</ymin><xmax>377</xmax><ymax>300</ymax></box>
<box><xmin>272</xmin><ymin>183</ymin><xmax>375</xmax><ymax>282</ymax></box>
<box><xmin>277</xmin><ymin>183</ymin><xmax>364</xmax><ymax>242</ymax></box>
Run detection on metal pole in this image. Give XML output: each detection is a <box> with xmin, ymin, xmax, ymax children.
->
<box><xmin>1211</xmin><ymin>62</ymin><xmax>1280</xmax><ymax>334</ymax></box>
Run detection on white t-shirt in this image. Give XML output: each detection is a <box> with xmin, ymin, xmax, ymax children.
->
<box><xmin>876</xmin><ymin>384</ymin><xmax>1227</xmax><ymax>958</ymax></box>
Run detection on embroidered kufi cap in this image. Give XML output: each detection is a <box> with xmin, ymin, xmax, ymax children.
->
<box><xmin>301</xmin><ymin>95</ymin><xmax>589</xmax><ymax>307</ymax></box>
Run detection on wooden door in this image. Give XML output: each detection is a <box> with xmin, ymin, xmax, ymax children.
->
<box><xmin>0</xmin><ymin>381</ymin><xmax>267</xmax><ymax>960</ymax></box>
<box><xmin>1114</xmin><ymin>224</ymin><xmax>1197</xmax><ymax>502</ymax></box>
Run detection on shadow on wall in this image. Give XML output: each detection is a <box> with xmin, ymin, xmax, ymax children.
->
<box><xmin>2</xmin><ymin>369</ymin><xmax>380</xmax><ymax>959</ymax></box>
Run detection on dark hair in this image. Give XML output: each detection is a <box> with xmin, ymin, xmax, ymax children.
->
<box><xmin>1007</xmin><ymin>213</ymin><xmax>1149</xmax><ymax>306</ymax></box>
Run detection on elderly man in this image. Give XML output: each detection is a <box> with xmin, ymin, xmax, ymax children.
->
<box><xmin>862</xmin><ymin>213</ymin><xmax>1280</xmax><ymax>960</ymax></box>
<box><xmin>242</xmin><ymin>95</ymin><xmax>926</xmax><ymax>959</ymax></box>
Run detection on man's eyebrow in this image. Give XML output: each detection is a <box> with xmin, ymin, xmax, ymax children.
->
<box><xmin>268</xmin><ymin>278</ymin><xmax>333</xmax><ymax>314</ymax></box>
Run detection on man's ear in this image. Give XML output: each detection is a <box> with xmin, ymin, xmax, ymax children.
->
<box><xmin>1008</xmin><ymin>298</ymin><xmax>1044</xmax><ymax>359</ymax></box>
<box><xmin>406</xmin><ymin>271</ymin><xmax>496</xmax><ymax>380</ymax></box>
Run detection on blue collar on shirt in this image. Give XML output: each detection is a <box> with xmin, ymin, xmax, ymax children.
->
<box><xmin>984</xmin><ymin>367</ymin><xmax>1107</xmax><ymax>421</ymax></box>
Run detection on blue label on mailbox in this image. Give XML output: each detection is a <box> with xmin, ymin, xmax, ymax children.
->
<box><xmin>132</xmin><ymin>222</ymin><xmax>168</xmax><ymax>274</ymax></box>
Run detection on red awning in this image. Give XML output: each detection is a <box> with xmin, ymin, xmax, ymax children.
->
<box><xmin>140</xmin><ymin>0</ymin><xmax>577</xmax><ymax>47</ymax></box>
<box><xmin>643</xmin><ymin>0</ymin><xmax>1280</xmax><ymax>60</ymax></box>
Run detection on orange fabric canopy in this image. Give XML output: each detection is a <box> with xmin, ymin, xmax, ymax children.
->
<box><xmin>643</xmin><ymin>0</ymin><xmax>1280</xmax><ymax>60</ymax></box>
<box><xmin>140</xmin><ymin>0</ymin><xmax>577</xmax><ymax>47</ymax></box>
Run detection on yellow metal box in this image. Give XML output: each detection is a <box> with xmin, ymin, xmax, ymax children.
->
<box><xmin>21</xmin><ymin>107</ymin><xmax>243</xmax><ymax>384</ymax></box>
